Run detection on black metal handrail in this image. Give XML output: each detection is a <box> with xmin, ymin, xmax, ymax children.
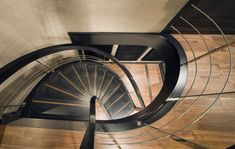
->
<box><xmin>94</xmin><ymin>4</ymin><xmax>233</xmax><ymax>147</ymax></box>
<box><xmin>0</xmin><ymin>44</ymin><xmax>145</xmax><ymax>109</ymax></box>
<box><xmin>0</xmin><ymin>33</ymin><xmax>187</xmax><ymax>133</ymax></box>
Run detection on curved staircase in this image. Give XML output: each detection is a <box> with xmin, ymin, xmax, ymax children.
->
<box><xmin>26</xmin><ymin>61</ymin><xmax>135</xmax><ymax>120</ymax></box>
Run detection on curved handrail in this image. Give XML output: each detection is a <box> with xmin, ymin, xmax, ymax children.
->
<box><xmin>0</xmin><ymin>44</ymin><xmax>145</xmax><ymax>109</ymax></box>
<box><xmin>0</xmin><ymin>34</ymin><xmax>187</xmax><ymax>132</ymax></box>
<box><xmin>94</xmin><ymin>3</ymin><xmax>233</xmax><ymax>146</ymax></box>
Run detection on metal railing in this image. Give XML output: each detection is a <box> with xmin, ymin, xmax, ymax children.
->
<box><xmin>0</xmin><ymin>4</ymin><xmax>234</xmax><ymax>149</ymax></box>
<box><xmin>94</xmin><ymin>4</ymin><xmax>234</xmax><ymax>148</ymax></box>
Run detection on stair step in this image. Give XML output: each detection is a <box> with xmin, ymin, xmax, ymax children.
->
<box><xmin>27</xmin><ymin>61</ymin><xmax>135</xmax><ymax>120</ymax></box>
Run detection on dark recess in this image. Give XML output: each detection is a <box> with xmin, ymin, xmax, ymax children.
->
<box><xmin>84</xmin><ymin>45</ymin><xmax>112</xmax><ymax>60</ymax></box>
<box><xmin>115</xmin><ymin>45</ymin><xmax>147</xmax><ymax>61</ymax></box>
<box><xmin>162</xmin><ymin>0</ymin><xmax>235</xmax><ymax>34</ymax></box>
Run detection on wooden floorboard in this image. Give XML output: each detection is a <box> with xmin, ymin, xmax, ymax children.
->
<box><xmin>1</xmin><ymin>34</ymin><xmax>235</xmax><ymax>148</ymax></box>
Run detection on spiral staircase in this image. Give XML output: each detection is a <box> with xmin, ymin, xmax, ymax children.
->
<box><xmin>0</xmin><ymin>1</ymin><xmax>235</xmax><ymax>149</ymax></box>
<box><xmin>25</xmin><ymin>61</ymin><xmax>135</xmax><ymax>120</ymax></box>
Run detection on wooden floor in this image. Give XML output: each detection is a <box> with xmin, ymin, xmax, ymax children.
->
<box><xmin>1</xmin><ymin>34</ymin><xmax>235</xmax><ymax>149</ymax></box>
<box><xmin>106</xmin><ymin>63</ymin><xmax>163</xmax><ymax>108</ymax></box>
